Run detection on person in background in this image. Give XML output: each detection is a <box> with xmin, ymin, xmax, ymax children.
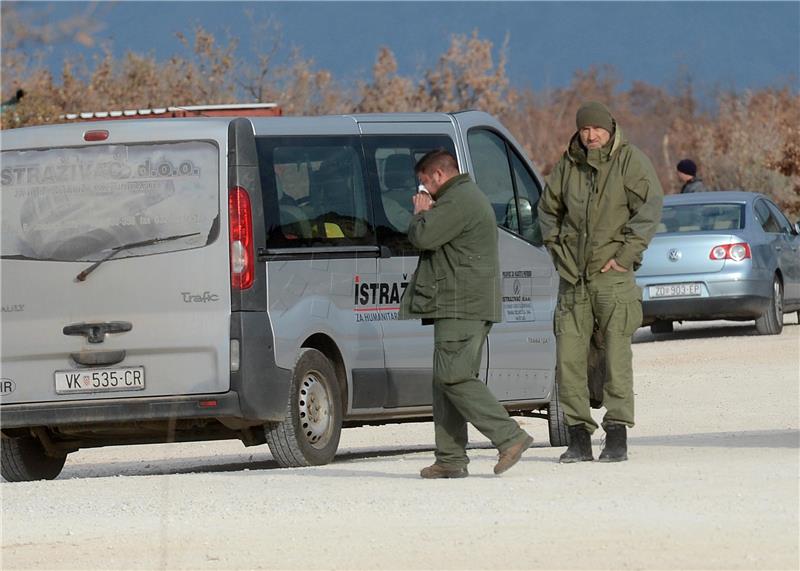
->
<box><xmin>677</xmin><ymin>159</ymin><xmax>708</xmax><ymax>193</ymax></box>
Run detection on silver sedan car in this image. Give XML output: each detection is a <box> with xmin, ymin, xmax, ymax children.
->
<box><xmin>636</xmin><ymin>191</ymin><xmax>800</xmax><ymax>335</ymax></box>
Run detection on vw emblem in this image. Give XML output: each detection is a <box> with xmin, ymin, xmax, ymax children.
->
<box><xmin>668</xmin><ymin>248</ymin><xmax>682</xmax><ymax>262</ymax></box>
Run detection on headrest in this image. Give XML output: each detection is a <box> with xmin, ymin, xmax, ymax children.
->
<box><xmin>383</xmin><ymin>154</ymin><xmax>415</xmax><ymax>190</ymax></box>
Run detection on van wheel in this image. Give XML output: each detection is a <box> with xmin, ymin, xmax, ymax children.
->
<box><xmin>1</xmin><ymin>435</ymin><xmax>67</xmax><ymax>482</ymax></box>
<box><xmin>265</xmin><ymin>349</ymin><xmax>343</xmax><ymax>467</ymax></box>
<box><xmin>547</xmin><ymin>381</ymin><xmax>569</xmax><ymax>447</ymax></box>
<box><xmin>755</xmin><ymin>276</ymin><xmax>783</xmax><ymax>335</ymax></box>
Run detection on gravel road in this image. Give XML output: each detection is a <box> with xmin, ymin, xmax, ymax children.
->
<box><xmin>2</xmin><ymin>318</ymin><xmax>799</xmax><ymax>570</ymax></box>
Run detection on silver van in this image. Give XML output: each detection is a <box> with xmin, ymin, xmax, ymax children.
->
<box><xmin>0</xmin><ymin>111</ymin><xmax>563</xmax><ymax>481</ymax></box>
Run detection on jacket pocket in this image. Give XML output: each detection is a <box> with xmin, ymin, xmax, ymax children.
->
<box><xmin>410</xmin><ymin>281</ymin><xmax>438</xmax><ymax>313</ymax></box>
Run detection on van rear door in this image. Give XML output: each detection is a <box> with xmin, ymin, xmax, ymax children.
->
<box><xmin>0</xmin><ymin>121</ymin><xmax>231</xmax><ymax>406</ymax></box>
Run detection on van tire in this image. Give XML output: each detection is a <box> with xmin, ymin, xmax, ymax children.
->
<box><xmin>265</xmin><ymin>349</ymin><xmax>343</xmax><ymax>467</ymax></box>
<box><xmin>755</xmin><ymin>276</ymin><xmax>783</xmax><ymax>335</ymax></box>
<box><xmin>1</xmin><ymin>435</ymin><xmax>67</xmax><ymax>482</ymax></box>
<box><xmin>547</xmin><ymin>381</ymin><xmax>569</xmax><ymax>447</ymax></box>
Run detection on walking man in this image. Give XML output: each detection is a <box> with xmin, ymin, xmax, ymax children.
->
<box><xmin>676</xmin><ymin>159</ymin><xmax>708</xmax><ymax>193</ymax></box>
<box><xmin>399</xmin><ymin>149</ymin><xmax>534</xmax><ymax>478</ymax></box>
<box><xmin>538</xmin><ymin>102</ymin><xmax>663</xmax><ymax>463</ymax></box>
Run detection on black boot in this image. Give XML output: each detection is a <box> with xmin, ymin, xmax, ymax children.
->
<box><xmin>559</xmin><ymin>425</ymin><xmax>593</xmax><ymax>463</ymax></box>
<box><xmin>598</xmin><ymin>424</ymin><xmax>628</xmax><ymax>462</ymax></box>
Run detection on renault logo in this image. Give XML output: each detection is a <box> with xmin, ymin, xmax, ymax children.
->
<box><xmin>668</xmin><ymin>249</ymin><xmax>682</xmax><ymax>262</ymax></box>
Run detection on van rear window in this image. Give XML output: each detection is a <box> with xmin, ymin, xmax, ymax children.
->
<box><xmin>1</xmin><ymin>142</ymin><xmax>219</xmax><ymax>261</ymax></box>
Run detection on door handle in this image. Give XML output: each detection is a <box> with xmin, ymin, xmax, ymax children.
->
<box><xmin>63</xmin><ymin>321</ymin><xmax>132</xmax><ymax>344</ymax></box>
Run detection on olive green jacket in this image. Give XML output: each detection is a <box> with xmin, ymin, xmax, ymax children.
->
<box><xmin>399</xmin><ymin>174</ymin><xmax>502</xmax><ymax>322</ymax></box>
<box><xmin>538</xmin><ymin>127</ymin><xmax>663</xmax><ymax>284</ymax></box>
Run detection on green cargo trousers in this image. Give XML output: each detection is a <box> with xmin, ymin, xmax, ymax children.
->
<box><xmin>555</xmin><ymin>271</ymin><xmax>643</xmax><ymax>433</ymax></box>
<box><xmin>432</xmin><ymin>318</ymin><xmax>528</xmax><ymax>468</ymax></box>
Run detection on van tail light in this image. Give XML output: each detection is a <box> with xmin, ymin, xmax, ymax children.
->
<box><xmin>709</xmin><ymin>242</ymin><xmax>751</xmax><ymax>261</ymax></box>
<box><xmin>229</xmin><ymin>186</ymin><xmax>254</xmax><ymax>290</ymax></box>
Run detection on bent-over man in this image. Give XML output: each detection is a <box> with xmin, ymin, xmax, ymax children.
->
<box><xmin>399</xmin><ymin>149</ymin><xmax>533</xmax><ymax>478</ymax></box>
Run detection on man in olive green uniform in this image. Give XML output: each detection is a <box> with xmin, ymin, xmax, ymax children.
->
<box><xmin>399</xmin><ymin>149</ymin><xmax>533</xmax><ymax>478</ymax></box>
<box><xmin>538</xmin><ymin>102</ymin><xmax>663</xmax><ymax>463</ymax></box>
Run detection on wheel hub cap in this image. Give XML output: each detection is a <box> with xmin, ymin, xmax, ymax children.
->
<box><xmin>298</xmin><ymin>374</ymin><xmax>331</xmax><ymax>447</ymax></box>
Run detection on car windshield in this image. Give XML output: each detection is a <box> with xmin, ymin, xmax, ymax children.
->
<box><xmin>0</xmin><ymin>141</ymin><xmax>219</xmax><ymax>262</ymax></box>
<box><xmin>657</xmin><ymin>203</ymin><xmax>744</xmax><ymax>234</ymax></box>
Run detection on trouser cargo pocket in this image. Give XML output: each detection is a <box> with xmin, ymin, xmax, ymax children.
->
<box><xmin>609</xmin><ymin>281</ymin><xmax>643</xmax><ymax>336</ymax></box>
<box><xmin>433</xmin><ymin>320</ymin><xmax>487</xmax><ymax>384</ymax></box>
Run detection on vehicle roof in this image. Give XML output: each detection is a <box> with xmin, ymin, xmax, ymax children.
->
<box><xmin>0</xmin><ymin>117</ymin><xmax>234</xmax><ymax>149</ymax></box>
<box><xmin>664</xmin><ymin>190</ymin><xmax>767</xmax><ymax>205</ymax></box>
<box><xmin>0</xmin><ymin>111</ymin><xmax>495</xmax><ymax>149</ymax></box>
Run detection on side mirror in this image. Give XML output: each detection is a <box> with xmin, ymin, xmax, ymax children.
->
<box><xmin>505</xmin><ymin>198</ymin><xmax>532</xmax><ymax>233</ymax></box>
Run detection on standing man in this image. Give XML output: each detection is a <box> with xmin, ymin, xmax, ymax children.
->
<box><xmin>676</xmin><ymin>159</ymin><xmax>708</xmax><ymax>193</ymax></box>
<box><xmin>538</xmin><ymin>102</ymin><xmax>663</xmax><ymax>463</ymax></box>
<box><xmin>399</xmin><ymin>149</ymin><xmax>534</xmax><ymax>479</ymax></box>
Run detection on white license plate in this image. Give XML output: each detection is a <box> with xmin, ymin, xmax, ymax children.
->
<box><xmin>649</xmin><ymin>283</ymin><xmax>702</xmax><ymax>299</ymax></box>
<box><xmin>55</xmin><ymin>367</ymin><xmax>145</xmax><ymax>394</ymax></box>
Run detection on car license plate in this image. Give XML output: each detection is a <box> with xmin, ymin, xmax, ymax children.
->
<box><xmin>54</xmin><ymin>367</ymin><xmax>145</xmax><ymax>394</ymax></box>
<box><xmin>649</xmin><ymin>283</ymin><xmax>702</xmax><ymax>299</ymax></box>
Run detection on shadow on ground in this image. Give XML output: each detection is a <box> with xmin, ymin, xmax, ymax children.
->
<box><xmin>633</xmin><ymin>317</ymin><xmax>799</xmax><ymax>344</ymax></box>
<box><xmin>631</xmin><ymin>429</ymin><xmax>799</xmax><ymax>449</ymax></box>
<box><xmin>53</xmin><ymin>442</ymin><xmax>515</xmax><ymax>480</ymax></box>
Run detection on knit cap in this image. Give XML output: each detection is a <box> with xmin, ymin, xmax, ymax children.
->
<box><xmin>676</xmin><ymin>159</ymin><xmax>697</xmax><ymax>177</ymax></box>
<box><xmin>576</xmin><ymin>101</ymin><xmax>614</xmax><ymax>132</ymax></box>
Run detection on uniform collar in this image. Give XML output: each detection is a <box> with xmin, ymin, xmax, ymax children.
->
<box><xmin>435</xmin><ymin>173</ymin><xmax>470</xmax><ymax>200</ymax></box>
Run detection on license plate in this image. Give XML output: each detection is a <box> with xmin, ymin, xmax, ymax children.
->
<box><xmin>55</xmin><ymin>367</ymin><xmax>145</xmax><ymax>394</ymax></box>
<box><xmin>649</xmin><ymin>283</ymin><xmax>702</xmax><ymax>299</ymax></box>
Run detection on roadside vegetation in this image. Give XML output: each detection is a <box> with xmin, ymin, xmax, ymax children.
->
<box><xmin>2</xmin><ymin>5</ymin><xmax>797</xmax><ymax>215</ymax></box>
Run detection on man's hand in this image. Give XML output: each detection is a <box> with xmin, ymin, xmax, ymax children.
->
<box><xmin>601</xmin><ymin>258</ymin><xmax>628</xmax><ymax>273</ymax></box>
<box><xmin>412</xmin><ymin>192</ymin><xmax>434</xmax><ymax>215</ymax></box>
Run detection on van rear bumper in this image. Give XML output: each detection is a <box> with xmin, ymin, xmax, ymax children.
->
<box><xmin>0</xmin><ymin>392</ymin><xmax>243</xmax><ymax>428</ymax></box>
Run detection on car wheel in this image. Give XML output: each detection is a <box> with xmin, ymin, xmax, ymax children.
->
<box><xmin>755</xmin><ymin>276</ymin><xmax>784</xmax><ymax>335</ymax></box>
<box><xmin>1</xmin><ymin>435</ymin><xmax>67</xmax><ymax>482</ymax></box>
<box><xmin>547</xmin><ymin>379</ymin><xmax>569</xmax><ymax>447</ymax></box>
<box><xmin>265</xmin><ymin>348</ymin><xmax>343</xmax><ymax>467</ymax></box>
<box><xmin>650</xmin><ymin>320</ymin><xmax>674</xmax><ymax>335</ymax></box>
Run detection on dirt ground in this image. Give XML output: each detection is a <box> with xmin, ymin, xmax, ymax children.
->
<box><xmin>2</xmin><ymin>317</ymin><xmax>799</xmax><ymax>571</ymax></box>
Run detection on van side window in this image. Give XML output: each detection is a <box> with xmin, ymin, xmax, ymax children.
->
<box><xmin>256</xmin><ymin>137</ymin><xmax>374</xmax><ymax>247</ymax></box>
<box><xmin>362</xmin><ymin>135</ymin><xmax>457</xmax><ymax>256</ymax></box>
<box><xmin>467</xmin><ymin>129</ymin><xmax>543</xmax><ymax>246</ymax></box>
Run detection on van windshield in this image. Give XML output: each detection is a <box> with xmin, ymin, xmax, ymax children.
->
<box><xmin>1</xmin><ymin>141</ymin><xmax>219</xmax><ymax>261</ymax></box>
